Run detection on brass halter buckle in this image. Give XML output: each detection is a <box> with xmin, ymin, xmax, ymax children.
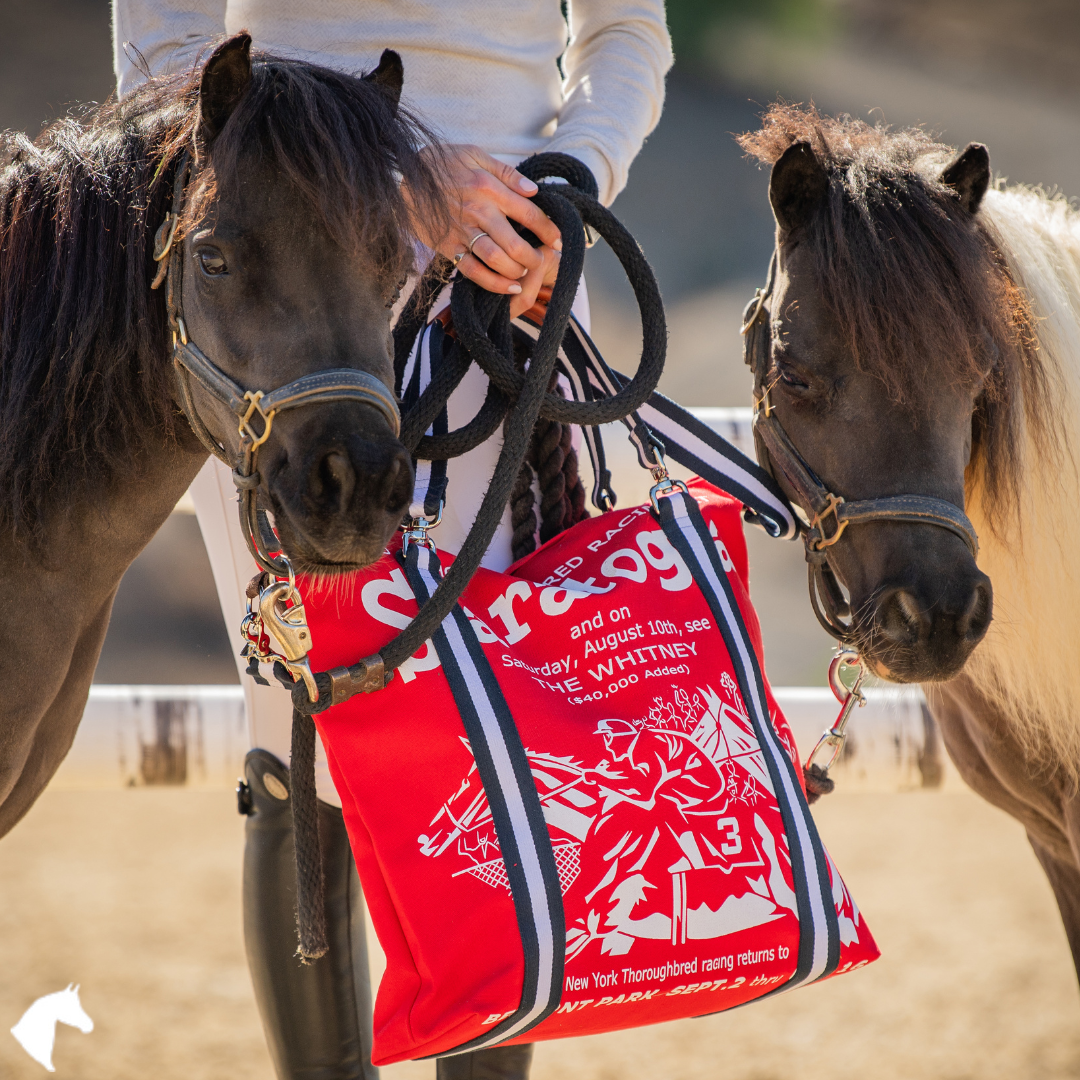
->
<box><xmin>809</xmin><ymin>492</ymin><xmax>848</xmax><ymax>550</ymax></box>
<box><xmin>239</xmin><ymin>390</ymin><xmax>277</xmax><ymax>449</ymax></box>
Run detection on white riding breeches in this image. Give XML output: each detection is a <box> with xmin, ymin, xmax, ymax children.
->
<box><xmin>191</xmin><ymin>281</ymin><xmax>591</xmax><ymax>806</ymax></box>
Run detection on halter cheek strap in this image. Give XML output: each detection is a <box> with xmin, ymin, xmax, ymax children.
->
<box><xmin>741</xmin><ymin>250</ymin><xmax>980</xmax><ymax>642</ymax></box>
<box><xmin>153</xmin><ymin>150</ymin><xmax>402</xmax><ymax>576</ymax></box>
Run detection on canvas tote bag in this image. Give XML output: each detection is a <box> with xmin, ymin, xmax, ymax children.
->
<box><xmin>302</xmin><ymin>475</ymin><xmax>879</xmax><ymax>1066</ymax></box>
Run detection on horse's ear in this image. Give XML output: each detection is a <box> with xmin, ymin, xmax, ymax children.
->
<box><xmin>941</xmin><ymin>143</ymin><xmax>990</xmax><ymax>215</ymax></box>
<box><xmin>200</xmin><ymin>32</ymin><xmax>253</xmax><ymax>142</ymax></box>
<box><xmin>769</xmin><ymin>141</ymin><xmax>828</xmax><ymax>236</ymax></box>
<box><xmin>363</xmin><ymin>49</ymin><xmax>403</xmax><ymax>114</ymax></box>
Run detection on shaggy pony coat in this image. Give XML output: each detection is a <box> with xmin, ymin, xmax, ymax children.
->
<box><xmin>739</xmin><ymin>104</ymin><xmax>1080</xmax><ymax>779</ymax></box>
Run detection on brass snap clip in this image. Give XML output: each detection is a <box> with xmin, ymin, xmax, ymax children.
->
<box><xmin>257</xmin><ymin>577</ymin><xmax>318</xmax><ymax>703</ymax></box>
<box><xmin>647</xmin><ymin>446</ymin><xmax>689</xmax><ymax>514</ymax></box>
<box><xmin>804</xmin><ymin>649</ymin><xmax>867</xmax><ymax>781</ymax></box>
<box><xmin>239</xmin><ymin>558</ymin><xmax>318</xmax><ymax>703</ymax></box>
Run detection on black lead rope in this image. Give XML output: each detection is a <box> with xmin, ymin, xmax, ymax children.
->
<box><xmin>282</xmin><ymin>153</ymin><xmax>669</xmax><ymax>958</ymax></box>
<box><xmin>293</xmin><ymin>153</ymin><xmax>668</xmax><ymax>718</ymax></box>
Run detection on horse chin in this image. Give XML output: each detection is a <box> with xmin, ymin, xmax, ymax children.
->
<box><xmin>277</xmin><ymin>525</ymin><xmax>398</xmax><ymax>580</ymax></box>
<box><xmin>287</xmin><ymin>545</ymin><xmax>393</xmax><ymax>579</ymax></box>
<box><xmin>853</xmin><ymin>633</ymin><xmax>976</xmax><ymax>686</ymax></box>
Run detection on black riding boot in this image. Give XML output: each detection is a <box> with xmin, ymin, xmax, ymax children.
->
<box><xmin>436</xmin><ymin>1045</ymin><xmax>534</xmax><ymax>1080</ymax></box>
<box><xmin>240</xmin><ymin>749</ymin><xmax>378</xmax><ymax>1080</ymax></box>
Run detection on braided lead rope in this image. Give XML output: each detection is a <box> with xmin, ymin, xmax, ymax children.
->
<box><xmin>282</xmin><ymin>156</ymin><xmax>667</xmax><ymax>959</ymax></box>
<box><xmin>287</xmin><ymin>154</ymin><xmax>668</xmax><ymax>718</ymax></box>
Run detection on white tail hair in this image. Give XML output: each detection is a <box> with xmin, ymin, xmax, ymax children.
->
<box><xmin>956</xmin><ymin>183</ymin><xmax>1080</xmax><ymax>780</ymax></box>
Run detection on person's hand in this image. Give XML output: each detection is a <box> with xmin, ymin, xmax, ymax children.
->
<box><xmin>416</xmin><ymin>144</ymin><xmax>562</xmax><ymax>319</ymax></box>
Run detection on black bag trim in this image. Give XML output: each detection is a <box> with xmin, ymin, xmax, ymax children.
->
<box><xmin>654</xmin><ymin>491</ymin><xmax>840</xmax><ymax>992</ymax></box>
<box><xmin>403</xmin><ymin>544</ymin><xmax>565</xmax><ymax>1055</ymax></box>
<box><xmin>401</xmin><ymin>319</ymin><xmax>449</xmax><ymax>517</ymax></box>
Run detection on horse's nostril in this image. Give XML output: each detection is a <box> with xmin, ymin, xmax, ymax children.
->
<box><xmin>958</xmin><ymin>581</ymin><xmax>993</xmax><ymax>642</ymax></box>
<box><xmin>381</xmin><ymin>448</ymin><xmax>414</xmax><ymax>515</ymax></box>
<box><xmin>320</xmin><ymin>450</ymin><xmax>356</xmax><ymax>511</ymax></box>
<box><xmin>878</xmin><ymin>588</ymin><xmax>931</xmax><ymax>645</ymax></box>
<box><xmin>874</xmin><ymin>577</ymin><xmax>993</xmax><ymax>658</ymax></box>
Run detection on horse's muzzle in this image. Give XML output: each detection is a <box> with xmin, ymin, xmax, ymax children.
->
<box><xmin>266</xmin><ymin>415</ymin><xmax>414</xmax><ymax>574</ymax></box>
<box><xmin>858</xmin><ymin>563</ymin><xmax>993</xmax><ymax>682</ymax></box>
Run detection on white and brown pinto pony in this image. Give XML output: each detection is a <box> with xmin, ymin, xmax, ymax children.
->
<box><xmin>739</xmin><ymin>104</ymin><xmax>1080</xmax><ymax>975</ymax></box>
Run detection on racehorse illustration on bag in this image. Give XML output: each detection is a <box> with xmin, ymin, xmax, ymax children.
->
<box><xmin>419</xmin><ymin>676</ymin><xmax>830</xmax><ymax>961</ymax></box>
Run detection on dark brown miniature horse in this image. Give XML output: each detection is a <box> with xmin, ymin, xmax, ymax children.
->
<box><xmin>0</xmin><ymin>35</ymin><xmax>446</xmax><ymax>838</ymax></box>
<box><xmin>740</xmin><ymin>104</ymin><xmax>1080</xmax><ymax>977</ymax></box>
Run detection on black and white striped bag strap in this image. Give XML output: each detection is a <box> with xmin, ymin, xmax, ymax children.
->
<box><xmin>402</xmin><ymin>542</ymin><xmax>565</xmax><ymax>1055</ymax></box>
<box><xmin>399</xmin><ymin>318</ymin><xmax>449</xmax><ymax>519</ymax></box>
<box><xmin>654</xmin><ymin>489</ymin><xmax>840</xmax><ymax>992</ymax></box>
<box><xmin>399</xmin><ymin>493</ymin><xmax>838</xmax><ymax>1055</ymax></box>
<box><xmin>512</xmin><ymin>315</ymin><xmax>799</xmax><ymax>540</ymax></box>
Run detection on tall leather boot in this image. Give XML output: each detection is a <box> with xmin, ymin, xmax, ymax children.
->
<box><xmin>239</xmin><ymin>749</ymin><xmax>378</xmax><ymax>1080</ymax></box>
<box><xmin>436</xmin><ymin>1045</ymin><xmax>534</xmax><ymax>1080</ymax></box>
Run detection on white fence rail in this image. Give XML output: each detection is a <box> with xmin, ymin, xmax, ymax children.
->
<box><xmin>51</xmin><ymin>685</ymin><xmax>960</xmax><ymax>794</ymax></box>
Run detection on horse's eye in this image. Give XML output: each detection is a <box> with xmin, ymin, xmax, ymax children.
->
<box><xmin>197</xmin><ymin>250</ymin><xmax>228</xmax><ymax>276</ymax></box>
<box><xmin>777</xmin><ymin>363</ymin><xmax>810</xmax><ymax>390</ymax></box>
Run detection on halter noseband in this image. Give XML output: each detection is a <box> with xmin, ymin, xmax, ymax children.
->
<box><xmin>152</xmin><ymin>151</ymin><xmax>402</xmax><ymax>577</ymax></box>
<box><xmin>741</xmin><ymin>251</ymin><xmax>980</xmax><ymax>642</ymax></box>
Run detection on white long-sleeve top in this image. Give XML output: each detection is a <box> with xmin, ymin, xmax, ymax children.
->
<box><xmin>112</xmin><ymin>0</ymin><xmax>672</xmax><ymax>206</ymax></box>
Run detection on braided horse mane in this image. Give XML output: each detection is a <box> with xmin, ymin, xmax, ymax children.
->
<box><xmin>0</xmin><ymin>48</ymin><xmax>445</xmax><ymax>551</ymax></box>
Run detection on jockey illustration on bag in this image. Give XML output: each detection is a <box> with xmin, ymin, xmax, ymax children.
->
<box><xmin>418</xmin><ymin>675</ymin><xmax>799</xmax><ymax>960</ymax></box>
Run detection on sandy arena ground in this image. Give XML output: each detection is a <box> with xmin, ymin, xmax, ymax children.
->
<box><xmin>1</xmin><ymin>788</ymin><xmax>1076</xmax><ymax>1079</ymax></box>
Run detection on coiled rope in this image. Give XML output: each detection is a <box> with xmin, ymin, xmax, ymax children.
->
<box><xmin>284</xmin><ymin>152</ymin><xmax>667</xmax><ymax>958</ymax></box>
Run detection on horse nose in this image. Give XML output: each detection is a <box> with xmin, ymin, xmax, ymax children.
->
<box><xmin>374</xmin><ymin>445</ymin><xmax>414</xmax><ymax>516</ymax></box>
<box><xmin>956</xmin><ymin>579</ymin><xmax>993</xmax><ymax>642</ymax></box>
<box><xmin>876</xmin><ymin>576</ymin><xmax>993</xmax><ymax>649</ymax></box>
<box><xmin>319</xmin><ymin>450</ymin><xmax>355</xmax><ymax>514</ymax></box>
<box><xmin>313</xmin><ymin>442</ymin><xmax>412</xmax><ymax>517</ymax></box>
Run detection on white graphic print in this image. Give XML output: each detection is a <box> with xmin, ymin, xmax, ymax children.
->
<box><xmin>418</xmin><ymin>678</ymin><xmax>797</xmax><ymax>960</ymax></box>
<box><xmin>10</xmin><ymin>985</ymin><xmax>93</xmax><ymax>1072</ymax></box>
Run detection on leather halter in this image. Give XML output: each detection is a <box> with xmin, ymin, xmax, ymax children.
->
<box><xmin>741</xmin><ymin>251</ymin><xmax>980</xmax><ymax>642</ymax></box>
<box><xmin>152</xmin><ymin>152</ymin><xmax>402</xmax><ymax>575</ymax></box>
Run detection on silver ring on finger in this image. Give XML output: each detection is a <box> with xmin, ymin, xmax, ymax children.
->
<box><xmin>468</xmin><ymin>231</ymin><xmax>489</xmax><ymax>255</ymax></box>
<box><xmin>452</xmin><ymin>250</ymin><xmax>465</xmax><ymax>267</ymax></box>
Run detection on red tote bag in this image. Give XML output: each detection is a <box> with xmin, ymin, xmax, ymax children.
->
<box><xmin>303</xmin><ymin>478</ymin><xmax>878</xmax><ymax>1065</ymax></box>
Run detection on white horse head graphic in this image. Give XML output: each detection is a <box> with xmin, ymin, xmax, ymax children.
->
<box><xmin>10</xmin><ymin>984</ymin><xmax>94</xmax><ymax>1072</ymax></box>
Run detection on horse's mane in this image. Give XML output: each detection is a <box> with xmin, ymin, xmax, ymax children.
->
<box><xmin>0</xmin><ymin>52</ymin><xmax>445</xmax><ymax>547</ymax></box>
<box><xmin>949</xmin><ymin>185</ymin><xmax>1080</xmax><ymax>781</ymax></box>
<box><xmin>738</xmin><ymin>104</ymin><xmax>1053</xmax><ymax>528</ymax></box>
